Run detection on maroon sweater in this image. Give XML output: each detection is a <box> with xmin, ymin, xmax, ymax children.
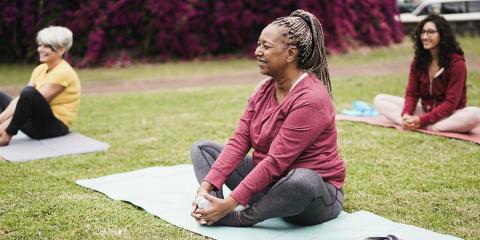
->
<box><xmin>402</xmin><ymin>54</ymin><xmax>467</xmax><ymax>127</ymax></box>
<box><xmin>204</xmin><ymin>73</ymin><xmax>345</xmax><ymax>206</ymax></box>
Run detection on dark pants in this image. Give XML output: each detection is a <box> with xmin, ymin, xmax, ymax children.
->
<box><xmin>191</xmin><ymin>140</ymin><xmax>344</xmax><ymax>227</ymax></box>
<box><xmin>0</xmin><ymin>87</ymin><xmax>69</xmax><ymax>139</ymax></box>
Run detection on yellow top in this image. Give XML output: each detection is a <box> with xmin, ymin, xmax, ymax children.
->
<box><xmin>30</xmin><ymin>60</ymin><xmax>81</xmax><ymax>128</ymax></box>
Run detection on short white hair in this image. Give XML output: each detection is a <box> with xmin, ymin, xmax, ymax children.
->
<box><xmin>36</xmin><ymin>26</ymin><xmax>73</xmax><ymax>52</ymax></box>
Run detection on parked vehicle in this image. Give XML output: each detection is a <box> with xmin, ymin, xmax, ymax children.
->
<box><xmin>397</xmin><ymin>0</ymin><xmax>420</xmax><ymax>13</ymax></box>
<box><xmin>398</xmin><ymin>0</ymin><xmax>480</xmax><ymax>34</ymax></box>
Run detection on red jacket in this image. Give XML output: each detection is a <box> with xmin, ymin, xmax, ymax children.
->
<box><xmin>204</xmin><ymin>73</ymin><xmax>345</xmax><ymax>206</ymax></box>
<box><xmin>402</xmin><ymin>54</ymin><xmax>467</xmax><ymax>126</ymax></box>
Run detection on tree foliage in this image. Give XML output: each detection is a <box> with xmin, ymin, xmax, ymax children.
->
<box><xmin>0</xmin><ymin>0</ymin><xmax>403</xmax><ymax>66</ymax></box>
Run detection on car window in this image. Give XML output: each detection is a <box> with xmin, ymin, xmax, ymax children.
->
<box><xmin>419</xmin><ymin>3</ymin><xmax>441</xmax><ymax>15</ymax></box>
<box><xmin>467</xmin><ymin>1</ymin><xmax>480</xmax><ymax>12</ymax></box>
<box><xmin>441</xmin><ymin>2</ymin><xmax>467</xmax><ymax>14</ymax></box>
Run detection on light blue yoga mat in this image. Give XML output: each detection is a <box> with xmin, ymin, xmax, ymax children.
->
<box><xmin>0</xmin><ymin>132</ymin><xmax>110</xmax><ymax>162</ymax></box>
<box><xmin>76</xmin><ymin>164</ymin><xmax>462</xmax><ymax>240</ymax></box>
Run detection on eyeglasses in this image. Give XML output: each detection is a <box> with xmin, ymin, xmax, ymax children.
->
<box><xmin>421</xmin><ymin>29</ymin><xmax>438</xmax><ymax>37</ymax></box>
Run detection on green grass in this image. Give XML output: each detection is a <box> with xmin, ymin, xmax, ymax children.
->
<box><xmin>1</xmin><ymin>36</ymin><xmax>477</xmax><ymax>87</ymax></box>
<box><xmin>1</xmin><ymin>37</ymin><xmax>480</xmax><ymax>239</ymax></box>
<box><xmin>329</xmin><ymin>41</ymin><xmax>413</xmax><ymax>66</ymax></box>
<box><xmin>0</xmin><ymin>58</ymin><xmax>257</xmax><ymax>87</ymax></box>
<box><xmin>329</xmin><ymin>36</ymin><xmax>479</xmax><ymax>65</ymax></box>
<box><xmin>333</xmin><ymin>70</ymin><xmax>480</xmax><ymax>110</ymax></box>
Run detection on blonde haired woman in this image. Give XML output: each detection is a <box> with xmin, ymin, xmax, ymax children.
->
<box><xmin>0</xmin><ymin>26</ymin><xmax>80</xmax><ymax>145</ymax></box>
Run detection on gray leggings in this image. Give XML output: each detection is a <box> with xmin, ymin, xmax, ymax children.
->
<box><xmin>191</xmin><ymin>140</ymin><xmax>344</xmax><ymax>227</ymax></box>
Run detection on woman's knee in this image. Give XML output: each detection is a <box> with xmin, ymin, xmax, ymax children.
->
<box><xmin>191</xmin><ymin>140</ymin><xmax>209</xmax><ymax>151</ymax></box>
<box><xmin>191</xmin><ymin>140</ymin><xmax>219</xmax><ymax>153</ymax></box>
<box><xmin>373</xmin><ymin>93</ymin><xmax>398</xmax><ymax>108</ymax></box>
<box><xmin>191</xmin><ymin>140</ymin><xmax>208</xmax><ymax>163</ymax></box>
<box><xmin>462</xmin><ymin>107</ymin><xmax>480</xmax><ymax>121</ymax></box>
<box><xmin>0</xmin><ymin>92</ymin><xmax>12</xmax><ymax>101</ymax></box>
<box><xmin>373</xmin><ymin>93</ymin><xmax>388</xmax><ymax>105</ymax></box>
<box><xmin>0</xmin><ymin>92</ymin><xmax>12</xmax><ymax>110</ymax></box>
<box><xmin>282</xmin><ymin>168</ymin><xmax>322</xmax><ymax>194</ymax></box>
<box><xmin>451</xmin><ymin>107</ymin><xmax>480</xmax><ymax>123</ymax></box>
<box><xmin>190</xmin><ymin>140</ymin><xmax>221</xmax><ymax>164</ymax></box>
<box><xmin>19</xmin><ymin>86</ymin><xmax>40</xmax><ymax>101</ymax></box>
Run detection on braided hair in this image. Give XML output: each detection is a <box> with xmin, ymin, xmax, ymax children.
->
<box><xmin>272</xmin><ymin>9</ymin><xmax>332</xmax><ymax>96</ymax></box>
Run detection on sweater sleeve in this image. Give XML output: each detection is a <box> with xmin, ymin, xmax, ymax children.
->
<box><xmin>419</xmin><ymin>59</ymin><xmax>466</xmax><ymax>126</ymax></box>
<box><xmin>402</xmin><ymin>62</ymin><xmax>420</xmax><ymax>116</ymax></box>
<box><xmin>230</xmin><ymin>97</ymin><xmax>330</xmax><ymax>206</ymax></box>
<box><xmin>203</xmin><ymin>98</ymin><xmax>254</xmax><ymax>191</ymax></box>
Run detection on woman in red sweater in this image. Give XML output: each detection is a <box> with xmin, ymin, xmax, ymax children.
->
<box><xmin>190</xmin><ymin>9</ymin><xmax>345</xmax><ymax>227</ymax></box>
<box><xmin>374</xmin><ymin>14</ymin><xmax>480</xmax><ymax>132</ymax></box>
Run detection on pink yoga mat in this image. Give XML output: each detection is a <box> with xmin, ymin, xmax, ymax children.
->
<box><xmin>336</xmin><ymin>114</ymin><xmax>480</xmax><ymax>144</ymax></box>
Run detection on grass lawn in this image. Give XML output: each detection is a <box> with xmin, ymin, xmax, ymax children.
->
<box><xmin>0</xmin><ymin>37</ymin><xmax>479</xmax><ymax>239</ymax></box>
<box><xmin>0</xmin><ymin>36</ymin><xmax>478</xmax><ymax>87</ymax></box>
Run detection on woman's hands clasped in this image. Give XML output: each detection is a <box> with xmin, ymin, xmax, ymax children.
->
<box><xmin>402</xmin><ymin>114</ymin><xmax>421</xmax><ymax>130</ymax></box>
<box><xmin>191</xmin><ymin>181</ymin><xmax>239</xmax><ymax>225</ymax></box>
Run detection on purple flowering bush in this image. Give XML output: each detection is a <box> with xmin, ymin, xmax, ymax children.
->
<box><xmin>0</xmin><ymin>0</ymin><xmax>403</xmax><ymax>67</ymax></box>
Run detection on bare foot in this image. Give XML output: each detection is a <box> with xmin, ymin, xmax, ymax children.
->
<box><xmin>0</xmin><ymin>132</ymin><xmax>12</xmax><ymax>146</ymax></box>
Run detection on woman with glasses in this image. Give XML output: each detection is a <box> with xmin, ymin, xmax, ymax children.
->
<box><xmin>0</xmin><ymin>26</ymin><xmax>80</xmax><ymax>145</ymax></box>
<box><xmin>190</xmin><ymin>9</ymin><xmax>345</xmax><ymax>227</ymax></box>
<box><xmin>373</xmin><ymin>14</ymin><xmax>480</xmax><ymax>132</ymax></box>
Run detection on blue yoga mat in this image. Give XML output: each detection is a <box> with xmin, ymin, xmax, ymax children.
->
<box><xmin>76</xmin><ymin>164</ymin><xmax>462</xmax><ymax>240</ymax></box>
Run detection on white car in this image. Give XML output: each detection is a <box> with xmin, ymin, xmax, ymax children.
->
<box><xmin>399</xmin><ymin>0</ymin><xmax>480</xmax><ymax>23</ymax></box>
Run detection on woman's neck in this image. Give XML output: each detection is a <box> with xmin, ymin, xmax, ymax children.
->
<box><xmin>275</xmin><ymin>68</ymin><xmax>304</xmax><ymax>93</ymax></box>
<box><xmin>430</xmin><ymin>48</ymin><xmax>439</xmax><ymax>65</ymax></box>
<box><xmin>46</xmin><ymin>58</ymin><xmax>62</xmax><ymax>72</ymax></box>
<box><xmin>274</xmin><ymin>68</ymin><xmax>304</xmax><ymax>103</ymax></box>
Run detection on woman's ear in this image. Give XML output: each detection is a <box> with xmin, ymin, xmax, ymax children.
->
<box><xmin>58</xmin><ymin>48</ymin><xmax>66</xmax><ymax>57</ymax></box>
<box><xmin>286</xmin><ymin>46</ymin><xmax>298</xmax><ymax>63</ymax></box>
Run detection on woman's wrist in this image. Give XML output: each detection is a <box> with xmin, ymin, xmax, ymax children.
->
<box><xmin>225</xmin><ymin>196</ymin><xmax>239</xmax><ymax>211</ymax></box>
<box><xmin>199</xmin><ymin>181</ymin><xmax>215</xmax><ymax>193</ymax></box>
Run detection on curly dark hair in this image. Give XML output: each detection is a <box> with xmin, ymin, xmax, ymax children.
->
<box><xmin>412</xmin><ymin>14</ymin><xmax>463</xmax><ymax>71</ymax></box>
